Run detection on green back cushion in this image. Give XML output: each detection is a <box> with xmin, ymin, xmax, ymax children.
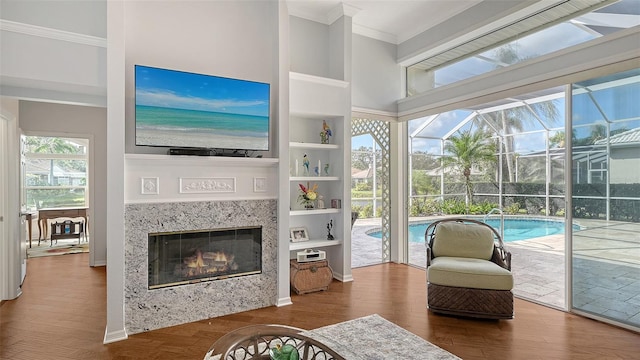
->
<box><xmin>433</xmin><ymin>221</ymin><xmax>495</xmax><ymax>260</ymax></box>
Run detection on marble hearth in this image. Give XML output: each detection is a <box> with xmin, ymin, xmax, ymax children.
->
<box><xmin>124</xmin><ymin>199</ymin><xmax>277</xmax><ymax>334</ymax></box>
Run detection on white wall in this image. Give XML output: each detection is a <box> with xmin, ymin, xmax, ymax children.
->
<box><xmin>123</xmin><ymin>1</ymin><xmax>278</xmax><ymax>156</ymax></box>
<box><xmin>0</xmin><ymin>0</ymin><xmax>106</xmax><ymax>107</ymax></box>
<box><xmin>18</xmin><ymin>101</ymin><xmax>107</xmax><ymax>265</ymax></box>
<box><xmin>0</xmin><ymin>0</ymin><xmax>106</xmax><ymax>37</ymax></box>
<box><xmin>352</xmin><ymin>34</ymin><xmax>400</xmax><ymax>114</ymax></box>
<box><xmin>289</xmin><ymin>16</ymin><xmax>330</xmax><ymax>78</ymax></box>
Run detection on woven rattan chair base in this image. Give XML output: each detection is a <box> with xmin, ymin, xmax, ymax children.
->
<box><xmin>428</xmin><ymin>283</ymin><xmax>514</xmax><ymax>319</ymax></box>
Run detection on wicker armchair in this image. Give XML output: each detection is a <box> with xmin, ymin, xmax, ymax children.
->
<box><xmin>425</xmin><ymin>218</ymin><xmax>514</xmax><ymax>319</ymax></box>
<box><xmin>205</xmin><ymin>324</ymin><xmax>345</xmax><ymax>360</ymax></box>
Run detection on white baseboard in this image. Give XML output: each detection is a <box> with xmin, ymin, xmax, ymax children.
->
<box><xmin>92</xmin><ymin>260</ymin><xmax>106</xmax><ymax>267</ymax></box>
<box><xmin>276</xmin><ymin>297</ymin><xmax>292</xmax><ymax>307</ymax></box>
<box><xmin>332</xmin><ymin>272</ymin><xmax>354</xmax><ymax>282</ymax></box>
<box><xmin>103</xmin><ymin>328</ymin><xmax>128</xmax><ymax>344</ymax></box>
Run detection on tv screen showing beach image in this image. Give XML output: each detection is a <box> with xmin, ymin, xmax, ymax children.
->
<box><xmin>135</xmin><ymin>65</ymin><xmax>270</xmax><ymax>151</ymax></box>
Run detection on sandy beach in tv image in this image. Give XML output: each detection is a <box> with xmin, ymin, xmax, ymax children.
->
<box><xmin>135</xmin><ymin>65</ymin><xmax>270</xmax><ymax>151</ymax></box>
<box><xmin>135</xmin><ymin>105</ymin><xmax>269</xmax><ymax>150</ymax></box>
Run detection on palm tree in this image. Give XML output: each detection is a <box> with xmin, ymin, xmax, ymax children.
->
<box><xmin>25</xmin><ymin>137</ymin><xmax>78</xmax><ymax>185</ymax></box>
<box><xmin>443</xmin><ymin>130</ymin><xmax>496</xmax><ymax>213</ymax></box>
<box><xmin>480</xmin><ymin>101</ymin><xmax>560</xmax><ymax>182</ymax></box>
<box><xmin>477</xmin><ymin>44</ymin><xmax>561</xmax><ymax>182</ymax></box>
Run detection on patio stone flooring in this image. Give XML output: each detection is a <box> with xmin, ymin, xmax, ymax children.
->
<box><xmin>351</xmin><ymin>217</ymin><xmax>640</xmax><ymax>327</ymax></box>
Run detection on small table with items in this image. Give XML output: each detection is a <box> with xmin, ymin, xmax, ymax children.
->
<box><xmin>38</xmin><ymin>207</ymin><xmax>88</xmax><ymax>245</ymax></box>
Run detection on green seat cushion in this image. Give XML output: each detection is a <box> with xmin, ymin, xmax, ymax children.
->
<box><xmin>428</xmin><ymin>256</ymin><xmax>514</xmax><ymax>291</ymax></box>
<box><xmin>433</xmin><ymin>221</ymin><xmax>495</xmax><ymax>260</ymax></box>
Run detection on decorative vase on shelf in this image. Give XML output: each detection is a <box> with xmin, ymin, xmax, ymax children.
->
<box><xmin>317</xmin><ymin>195</ymin><xmax>325</xmax><ymax>209</ymax></box>
<box><xmin>298</xmin><ymin>183</ymin><xmax>318</xmax><ymax>210</ymax></box>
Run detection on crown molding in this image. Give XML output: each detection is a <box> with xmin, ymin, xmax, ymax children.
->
<box><xmin>328</xmin><ymin>3</ymin><xmax>361</xmax><ymax>24</ymax></box>
<box><xmin>352</xmin><ymin>23</ymin><xmax>397</xmax><ymax>44</ymax></box>
<box><xmin>0</xmin><ymin>19</ymin><xmax>107</xmax><ymax>48</ymax></box>
<box><xmin>352</xmin><ymin>106</ymin><xmax>399</xmax><ymax>122</ymax></box>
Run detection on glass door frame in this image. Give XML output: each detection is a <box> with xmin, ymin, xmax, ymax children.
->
<box><xmin>566</xmin><ymin>69</ymin><xmax>640</xmax><ymax>333</ymax></box>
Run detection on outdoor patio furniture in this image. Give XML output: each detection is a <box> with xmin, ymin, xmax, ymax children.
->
<box><xmin>425</xmin><ymin>218</ymin><xmax>514</xmax><ymax>319</ymax></box>
<box><xmin>351</xmin><ymin>211</ymin><xmax>359</xmax><ymax>229</ymax></box>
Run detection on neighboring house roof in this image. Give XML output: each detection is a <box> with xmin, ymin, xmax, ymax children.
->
<box><xmin>351</xmin><ymin>167</ymin><xmax>373</xmax><ymax>179</ymax></box>
<box><xmin>26</xmin><ymin>159</ymin><xmax>85</xmax><ymax>177</ymax></box>
<box><xmin>423</xmin><ymin>167</ymin><xmax>482</xmax><ymax>176</ymax></box>
<box><xmin>594</xmin><ymin>127</ymin><xmax>640</xmax><ymax>145</ymax></box>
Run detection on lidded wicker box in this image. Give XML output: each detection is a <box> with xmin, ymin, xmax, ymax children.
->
<box><xmin>290</xmin><ymin>259</ymin><xmax>333</xmax><ymax>295</ymax></box>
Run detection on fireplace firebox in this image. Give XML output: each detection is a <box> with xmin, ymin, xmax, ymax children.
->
<box><xmin>148</xmin><ymin>226</ymin><xmax>262</xmax><ymax>289</ymax></box>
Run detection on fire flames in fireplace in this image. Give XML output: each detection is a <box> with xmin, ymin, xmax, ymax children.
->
<box><xmin>178</xmin><ymin>249</ymin><xmax>239</xmax><ymax>278</ymax></box>
<box><xmin>148</xmin><ymin>226</ymin><xmax>262</xmax><ymax>289</ymax></box>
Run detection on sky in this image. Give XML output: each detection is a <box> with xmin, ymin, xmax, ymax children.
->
<box><xmin>430</xmin><ymin>15</ymin><xmax>601</xmax><ymax>88</ymax></box>
<box><xmin>135</xmin><ymin>65</ymin><xmax>269</xmax><ymax>117</ymax></box>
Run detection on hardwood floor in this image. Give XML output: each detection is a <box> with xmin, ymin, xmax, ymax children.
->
<box><xmin>1</xmin><ymin>253</ymin><xmax>638</xmax><ymax>360</ymax></box>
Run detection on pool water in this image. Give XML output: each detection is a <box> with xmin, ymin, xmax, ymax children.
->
<box><xmin>369</xmin><ymin>218</ymin><xmax>581</xmax><ymax>243</ymax></box>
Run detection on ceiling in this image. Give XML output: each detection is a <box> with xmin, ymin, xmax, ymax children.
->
<box><xmin>286</xmin><ymin>0</ymin><xmax>483</xmax><ymax>44</ymax></box>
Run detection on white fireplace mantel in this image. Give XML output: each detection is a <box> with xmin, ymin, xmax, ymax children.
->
<box><xmin>125</xmin><ymin>153</ymin><xmax>279</xmax><ymax>203</ymax></box>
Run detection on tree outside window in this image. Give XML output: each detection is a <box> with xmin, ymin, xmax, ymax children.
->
<box><xmin>24</xmin><ymin>136</ymin><xmax>88</xmax><ymax>209</ymax></box>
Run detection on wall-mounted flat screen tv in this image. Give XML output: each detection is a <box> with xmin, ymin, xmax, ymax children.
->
<box><xmin>135</xmin><ymin>65</ymin><xmax>270</xmax><ymax>151</ymax></box>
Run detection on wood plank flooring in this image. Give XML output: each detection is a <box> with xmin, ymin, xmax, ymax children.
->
<box><xmin>1</xmin><ymin>253</ymin><xmax>638</xmax><ymax>359</ymax></box>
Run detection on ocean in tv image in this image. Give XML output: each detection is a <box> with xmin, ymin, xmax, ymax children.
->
<box><xmin>135</xmin><ymin>105</ymin><xmax>269</xmax><ymax>149</ymax></box>
<box><xmin>135</xmin><ymin>65</ymin><xmax>270</xmax><ymax>151</ymax></box>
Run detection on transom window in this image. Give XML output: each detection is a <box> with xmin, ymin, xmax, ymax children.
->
<box><xmin>407</xmin><ymin>0</ymin><xmax>639</xmax><ymax>96</ymax></box>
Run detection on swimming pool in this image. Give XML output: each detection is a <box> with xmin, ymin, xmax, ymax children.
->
<box><xmin>368</xmin><ymin>218</ymin><xmax>582</xmax><ymax>243</ymax></box>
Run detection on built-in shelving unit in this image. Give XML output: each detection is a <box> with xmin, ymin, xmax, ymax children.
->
<box><xmin>284</xmin><ymin>70</ymin><xmax>352</xmax><ymax>286</ymax></box>
<box><xmin>277</xmin><ymin>13</ymin><xmax>354</xmax><ymax>304</ymax></box>
<box><xmin>289</xmin><ymin>239</ymin><xmax>342</xmax><ymax>251</ymax></box>
<box><xmin>290</xmin><ymin>142</ymin><xmax>340</xmax><ymax>150</ymax></box>
<box><xmin>289</xmin><ymin>208</ymin><xmax>341</xmax><ymax>216</ymax></box>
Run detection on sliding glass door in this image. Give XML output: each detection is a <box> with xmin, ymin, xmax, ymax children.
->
<box><xmin>570</xmin><ymin>68</ymin><xmax>640</xmax><ymax>329</ymax></box>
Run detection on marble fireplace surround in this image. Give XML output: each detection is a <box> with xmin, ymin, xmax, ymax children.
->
<box><xmin>124</xmin><ymin>199</ymin><xmax>277</xmax><ymax>334</ymax></box>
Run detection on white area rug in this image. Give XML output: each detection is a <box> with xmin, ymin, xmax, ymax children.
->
<box><xmin>303</xmin><ymin>314</ymin><xmax>460</xmax><ymax>360</ymax></box>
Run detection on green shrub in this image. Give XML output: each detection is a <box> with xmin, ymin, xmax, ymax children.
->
<box><xmin>409</xmin><ymin>198</ymin><xmax>442</xmax><ymax>216</ymax></box>
<box><xmin>505</xmin><ymin>203</ymin><xmax>520</xmax><ymax>215</ymax></box>
<box><xmin>351</xmin><ymin>190</ymin><xmax>373</xmax><ymax>198</ymax></box>
<box><xmin>441</xmin><ymin>199</ymin><xmax>467</xmax><ymax>214</ymax></box>
<box><xmin>355</xmin><ymin>182</ymin><xmax>372</xmax><ymax>191</ymax></box>
<box><xmin>468</xmin><ymin>201</ymin><xmax>499</xmax><ymax>215</ymax></box>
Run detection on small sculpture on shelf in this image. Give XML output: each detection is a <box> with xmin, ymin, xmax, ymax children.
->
<box><xmin>314</xmin><ymin>165</ymin><xmax>319</xmax><ymax>176</ymax></box>
<box><xmin>302</xmin><ymin>154</ymin><xmax>310</xmax><ymax>175</ymax></box>
<box><xmin>326</xmin><ymin>219</ymin><xmax>334</xmax><ymax>240</ymax></box>
<box><xmin>320</xmin><ymin>120</ymin><xmax>332</xmax><ymax>144</ymax></box>
<box><xmin>317</xmin><ymin>195</ymin><xmax>325</xmax><ymax>209</ymax></box>
<box><xmin>324</xmin><ymin>163</ymin><xmax>330</xmax><ymax>176</ymax></box>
